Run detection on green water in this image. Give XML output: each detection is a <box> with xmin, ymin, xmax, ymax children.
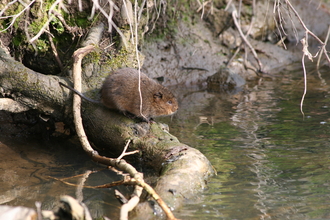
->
<box><xmin>1</xmin><ymin>65</ymin><xmax>330</xmax><ymax>219</ymax></box>
<box><xmin>166</xmin><ymin>66</ymin><xmax>330</xmax><ymax>219</ymax></box>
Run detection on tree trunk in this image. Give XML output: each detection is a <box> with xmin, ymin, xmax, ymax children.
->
<box><xmin>0</xmin><ymin>45</ymin><xmax>214</xmax><ymax>218</ymax></box>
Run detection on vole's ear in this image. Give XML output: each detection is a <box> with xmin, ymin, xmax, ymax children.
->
<box><xmin>154</xmin><ymin>92</ymin><xmax>163</xmax><ymax>100</ymax></box>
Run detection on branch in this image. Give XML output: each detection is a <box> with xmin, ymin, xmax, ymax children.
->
<box><xmin>117</xmin><ymin>139</ymin><xmax>139</xmax><ymax>161</ymax></box>
<box><xmin>46</xmin><ymin>29</ymin><xmax>64</xmax><ymax>72</ymax></box>
<box><xmin>92</xmin><ymin>154</ymin><xmax>179</xmax><ymax>220</ymax></box>
<box><xmin>281</xmin><ymin>0</ymin><xmax>330</xmax><ymax>64</ymax></box>
<box><xmin>71</xmin><ymin>44</ymin><xmax>98</xmax><ymax>156</ymax></box>
<box><xmin>277</xmin><ymin>0</ymin><xmax>330</xmax><ymax>116</ymax></box>
<box><xmin>317</xmin><ymin>25</ymin><xmax>330</xmax><ymax>68</ymax></box>
<box><xmin>226</xmin><ymin>0</ymin><xmax>257</xmax><ymax>68</ymax></box>
<box><xmin>0</xmin><ymin>0</ymin><xmax>36</xmax><ymax>33</ymax></box>
<box><xmin>120</xmin><ymin>183</ymin><xmax>143</xmax><ymax>220</ymax></box>
<box><xmin>69</xmin><ymin>37</ymin><xmax>178</xmax><ymax>220</ymax></box>
<box><xmin>232</xmin><ymin>9</ymin><xmax>263</xmax><ymax>72</ymax></box>
<box><xmin>29</xmin><ymin>0</ymin><xmax>65</xmax><ymax>43</ymax></box>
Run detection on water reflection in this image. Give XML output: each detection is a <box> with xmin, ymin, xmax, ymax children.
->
<box><xmin>0</xmin><ymin>137</ymin><xmax>129</xmax><ymax>219</ymax></box>
<box><xmin>164</xmin><ymin>65</ymin><xmax>330</xmax><ymax>219</ymax></box>
<box><xmin>1</xmin><ymin>65</ymin><xmax>330</xmax><ymax>219</ymax></box>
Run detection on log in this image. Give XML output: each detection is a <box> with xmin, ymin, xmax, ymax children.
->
<box><xmin>0</xmin><ymin>44</ymin><xmax>214</xmax><ymax>218</ymax></box>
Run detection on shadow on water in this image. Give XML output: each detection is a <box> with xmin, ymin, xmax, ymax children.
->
<box><xmin>161</xmin><ymin>64</ymin><xmax>330</xmax><ymax>220</ymax></box>
<box><xmin>1</xmin><ymin>64</ymin><xmax>330</xmax><ymax>219</ymax></box>
<box><xmin>0</xmin><ymin>134</ymin><xmax>131</xmax><ymax>219</ymax></box>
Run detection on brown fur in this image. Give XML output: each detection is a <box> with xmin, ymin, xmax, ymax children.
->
<box><xmin>101</xmin><ymin>68</ymin><xmax>178</xmax><ymax>120</ymax></box>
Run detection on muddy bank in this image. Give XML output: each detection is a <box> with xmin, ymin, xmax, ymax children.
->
<box><xmin>0</xmin><ymin>0</ymin><xmax>330</xmax><ymax>219</ymax></box>
<box><xmin>142</xmin><ymin>0</ymin><xmax>330</xmax><ymax>87</ymax></box>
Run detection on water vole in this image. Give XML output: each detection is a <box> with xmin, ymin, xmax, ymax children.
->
<box><xmin>60</xmin><ymin>68</ymin><xmax>178</xmax><ymax>121</ymax></box>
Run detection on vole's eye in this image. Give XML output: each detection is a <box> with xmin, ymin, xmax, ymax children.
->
<box><xmin>167</xmin><ymin>100</ymin><xmax>172</xmax><ymax>105</ymax></box>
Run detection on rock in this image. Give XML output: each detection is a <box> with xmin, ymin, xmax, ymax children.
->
<box><xmin>207</xmin><ymin>67</ymin><xmax>246</xmax><ymax>93</ymax></box>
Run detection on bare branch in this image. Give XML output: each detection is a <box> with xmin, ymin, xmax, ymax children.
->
<box><xmin>68</xmin><ymin>37</ymin><xmax>178</xmax><ymax>219</ymax></box>
<box><xmin>275</xmin><ymin>0</ymin><xmax>330</xmax><ymax>116</ymax></box>
<box><xmin>299</xmin><ymin>36</ymin><xmax>319</xmax><ymax>117</ymax></box>
<box><xmin>0</xmin><ymin>0</ymin><xmax>19</xmax><ymax>17</ymax></box>
<box><xmin>71</xmin><ymin>44</ymin><xmax>98</xmax><ymax>156</ymax></box>
<box><xmin>29</xmin><ymin>0</ymin><xmax>65</xmax><ymax>43</ymax></box>
<box><xmin>117</xmin><ymin>140</ymin><xmax>139</xmax><ymax>161</ymax></box>
<box><xmin>273</xmin><ymin>0</ymin><xmax>288</xmax><ymax>49</ymax></box>
<box><xmin>47</xmin><ymin>29</ymin><xmax>64</xmax><ymax>72</ymax></box>
<box><xmin>0</xmin><ymin>0</ymin><xmax>128</xmax><ymax>48</ymax></box>
<box><xmin>122</xmin><ymin>0</ymin><xmax>134</xmax><ymax>44</ymax></box>
<box><xmin>232</xmin><ymin>9</ymin><xmax>263</xmax><ymax>71</ymax></box>
<box><xmin>0</xmin><ymin>0</ymin><xmax>36</xmax><ymax>33</ymax></box>
<box><xmin>120</xmin><ymin>184</ymin><xmax>143</xmax><ymax>220</ymax></box>
<box><xmin>281</xmin><ymin>0</ymin><xmax>330</xmax><ymax>63</ymax></box>
<box><xmin>226</xmin><ymin>0</ymin><xmax>257</xmax><ymax>67</ymax></box>
<box><xmin>317</xmin><ymin>25</ymin><xmax>330</xmax><ymax>68</ymax></box>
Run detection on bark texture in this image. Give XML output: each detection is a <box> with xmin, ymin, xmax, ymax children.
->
<box><xmin>0</xmin><ymin>46</ymin><xmax>214</xmax><ymax>218</ymax></box>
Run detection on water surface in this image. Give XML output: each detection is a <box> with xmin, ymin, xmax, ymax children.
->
<box><xmin>1</xmin><ymin>65</ymin><xmax>330</xmax><ymax>219</ymax></box>
<box><xmin>166</xmin><ymin>65</ymin><xmax>330</xmax><ymax>220</ymax></box>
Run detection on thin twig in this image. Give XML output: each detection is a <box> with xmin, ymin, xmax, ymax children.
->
<box><xmin>134</xmin><ymin>0</ymin><xmax>148</xmax><ymax>121</ymax></box>
<box><xmin>117</xmin><ymin>139</ymin><xmax>139</xmax><ymax>161</ymax></box>
<box><xmin>30</xmin><ymin>0</ymin><xmax>65</xmax><ymax>42</ymax></box>
<box><xmin>0</xmin><ymin>0</ymin><xmax>36</xmax><ymax>33</ymax></box>
<box><xmin>88</xmin><ymin>0</ymin><xmax>128</xmax><ymax>47</ymax></box>
<box><xmin>283</xmin><ymin>0</ymin><xmax>330</xmax><ymax>63</ymax></box>
<box><xmin>299</xmin><ymin>36</ymin><xmax>319</xmax><ymax>118</ymax></box>
<box><xmin>284</xmin><ymin>0</ymin><xmax>299</xmax><ymax>42</ymax></box>
<box><xmin>69</xmin><ymin>37</ymin><xmax>178</xmax><ymax>219</ymax></box>
<box><xmin>47</xmin><ymin>29</ymin><xmax>64</xmax><ymax>72</ymax></box>
<box><xmin>138</xmin><ymin>0</ymin><xmax>147</xmax><ymax>22</ymax></box>
<box><xmin>273</xmin><ymin>0</ymin><xmax>288</xmax><ymax>49</ymax></box>
<box><xmin>52</xmin><ymin>10</ymin><xmax>81</xmax><ymax>35</ymax></box>
<box><xmin>317</xmin><ymin>25</ymin><xmax>330</xmax><ymax>69</ymax></box>
<box><xmin>279</xmin><ymin>0</ymin><xmax>330</xmax><ymax>116</ymax></box>
<box><xmin>0</xmin><ymin>0</ymin><xmax>19</xmax><ymax>17</ymax></box>
<box><xmin>232</xmin><ymin>9</ymin><xmax>263</xmax><ymax>71</ymax></box>
<box><xmin>35</xmin><ymin>202</ymin><xmax>42</xmax><ymax>220</ymax></box>
<box><xmin>300</xmin><ymin>49</ymin><xmax>306</xmax><ymax>118</ymax></box>
<box><xmin>23</xmin><ymin>5</ymin><xmax>37</xmax><ymax>54</ymax></box>
<box><xmin>226</xmin><ymin>0</ymin><xmax>256</xmax><ymax>67</ymax></box>
<box><xmin>224</xmin><ymin>0</ymin><xmax>234</xmax><ymax>11</ymax></box>
<box><xmin>115</xmin><ymin>189</ymin><xmax>129</xmax><ymax>204</ymax></box>
<box><xmin>91</xmin><ymin>154</ymin><xmax>179</xmax><ymax>219</ymax></box>
<box><xmin>49</xmin><ymin>174</ymin><xmax>137</xmax><ymax>189</ymax></box>
<box><xmin>122</xmin><ymin>0</ymin><xmax>134</xmax><ymax>42</ymax></box>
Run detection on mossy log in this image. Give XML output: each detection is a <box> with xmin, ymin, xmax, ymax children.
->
<box><xmin>0</xmin><ymin>46</ymin><xmax>214</xmax><ymax>218</ymax></box>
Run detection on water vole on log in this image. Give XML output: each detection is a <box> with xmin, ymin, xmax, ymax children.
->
<box><xmin>60</xmin><ymin>68</ymin><xmax>178</xmax><ymax>121</ymax></box>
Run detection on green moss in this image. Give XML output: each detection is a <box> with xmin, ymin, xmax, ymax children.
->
<box><xmin>12</xmin><ymin>33</ymin><xmax>25</xmax><ymax>47</ymax></box>
<box><xmin>145</xmin><ymin>0</ymin><xmax>195</xmax><ymax>41</ymax></box>
<box><xmin>0</xmin><ymin>2</ymin><xmax>24</xmax><ymax>30</ymax></box>
<box><xmin>50</xmin><ymin>17</ymin><xmax>65</xmax><ymax>34</ymax></box>
<box><xmin>35</xmin><ymin>39</ymin><xmax>49</xmax><ymax>52</ymax></box>
<box><xmin>75</xmin><ymin>16</ymin><xmax>91</xmax><ymax>28</ymax></box>
<box><xmin>65</xmin><ymin>10</ymin><xmax>94</xmax><ymax>29</ymax></box>
<box><xmin>29</xmin><ymin>2</ymin><xmax>51</xmax><ymax>35</ymax></box>
<box><xmin>86</xmin><ymin>51</ymin><xmax>102</xmax><ymax>64</ymax></box>
<box><xmin>0</xmin><ymin>0</ymin><xmax>92</xmax><ymax>54</ymax></box>
<box><xmin>105</xmin><ymin>48</ymin><xmax>131</xmax><ymax>70</ymax></box>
